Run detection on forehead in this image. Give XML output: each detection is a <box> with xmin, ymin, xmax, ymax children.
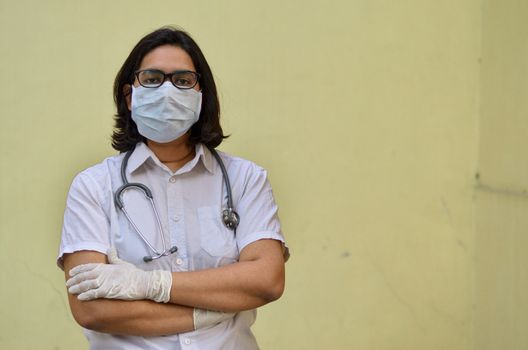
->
<box><xmin>139</xmin><ymin>45</ymin><xmax>196</xmax><ymax>72</ymax></box>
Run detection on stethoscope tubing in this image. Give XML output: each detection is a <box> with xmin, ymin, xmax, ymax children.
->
<box><xmin>114</xmin><ymin>144</ymin><xmax>239</xmax><ymax>262</ymax></box>
<box><xmin>114</xmin><ymin>183</ymin><xmax>168</xmax><ymax>256</ymax></box>
<box><xmin>208</xmin><ymin>145</ymin><xmax>235</xmax><ymax>210</ymax></box>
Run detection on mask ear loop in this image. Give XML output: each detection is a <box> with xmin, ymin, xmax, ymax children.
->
<box><xmin>207</xmin><ymin>147</ymin><xmax>239</xmax><ymax>233</ymax></box>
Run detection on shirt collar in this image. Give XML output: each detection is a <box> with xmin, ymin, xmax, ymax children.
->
<box><xmin>195</xmin><ymin>143</ymin><xmax>215</xmax><ymax>174</ymax></box>
<box><xmin>126</xmin><ymin>142</ymin><xmax>153</xmax><ymax>174</ymax></box>
<box><xmin>126</xmin><ymin>142</ymin><xmax>215</xmax><ymax>175</ymax></box>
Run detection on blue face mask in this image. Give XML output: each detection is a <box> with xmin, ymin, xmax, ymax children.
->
<box><xmin>131</xmin><ymin>82</ymin><xmax>202</xmax><ymax>143</ymax></box>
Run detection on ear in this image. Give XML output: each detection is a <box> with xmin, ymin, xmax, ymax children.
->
<box><xmin>123</xmin><ymin>84</ymin><xmax>132</xmax><ymax>111</ymax></box>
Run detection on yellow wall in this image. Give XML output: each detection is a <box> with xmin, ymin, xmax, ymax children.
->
<box><xmin>0</xmin><ymin>1</ymin><xmax>521</xmax><ymax>349</ymax></box>
<box><xmin>475</xmin><ymin>1</ymin><xmax>528</xmax><ymax>349</ymax></box>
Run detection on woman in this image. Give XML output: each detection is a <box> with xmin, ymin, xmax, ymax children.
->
<box><xmin>58</xmin><ymin>26</ymin><xmax>289</xmax><ymax>349</ymax></box>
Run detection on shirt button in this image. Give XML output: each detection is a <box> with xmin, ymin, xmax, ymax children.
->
<box><xmin>173</xmin><ymin>214</ymin><xmax>180</xmax><ymax>222</ymax></box>
<box><xmin>169</xmin><ymin>177</ymin><xmax>176</xmax><ymax>183</ymax></box>
<box><xmin>183</xmin><ymin>338</ymin><xmax>191</xmax><ymax>345</ymax></box>
<box><xmin>176</xmin><ymin>258</ymin><xmax>183</xmax><ymax>265</ymax></box>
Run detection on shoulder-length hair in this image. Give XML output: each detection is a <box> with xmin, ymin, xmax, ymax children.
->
<box><xmin>112</xmin><ymin>26</ymin><xmax>226</xmax><ymax>152</ymax></box>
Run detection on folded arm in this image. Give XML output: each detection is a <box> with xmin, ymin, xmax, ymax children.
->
<box><xmin>67</xmin><ymin>238</ymin><xmax>285</xmax><ymax>313</ymax></box>
<box><xmin>63</xmin><ymin>251</ymin><xmax>195</xmax><ymax>336</ymax></box>
<box><xmin>168</xmin><ymin>238</ymin><xmax>285</xmax><ymax>312</ymax></box>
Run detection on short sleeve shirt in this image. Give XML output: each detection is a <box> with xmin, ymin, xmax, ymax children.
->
<box><xmin>58</xmin><ymin>142</ymin><xmax>289</xmax><ymax>350</ymax></box>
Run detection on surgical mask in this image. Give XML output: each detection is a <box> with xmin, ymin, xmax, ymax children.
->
<box><xmin>131</xmin><ymin>82</ymin><xmax>202</xmax><ymax>143</ymax></box>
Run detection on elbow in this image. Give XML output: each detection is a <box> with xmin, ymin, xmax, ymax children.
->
<box><xmin>73</xmin><ymin>308</ymin><xmax>102</xmax><ymax>331</ymax></box>
<box><xmin>73</xmin><ymin>310</ymin><xmax>96</xmax><ymax>330</ymax></box>
<box><xmin>70</xmin><ymin>301</ymin><xmax>107</xmax><ymax>331</ymax></box>
<box><xmin>267</xmin><ymin>281</ymin><xmax>285</xmax><ymax>302</ymax></box>
<box><xmin>260</xmin><ymin>276</ymin><xmax>285</xmax><ymax>303</ymax></box>
<box><xmin>258</xmin><ymin>261</ymin><xmax>286</xmax><ymax>303</ymax></box>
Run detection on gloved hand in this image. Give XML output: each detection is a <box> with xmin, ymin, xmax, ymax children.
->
<box><xmin>193</xmin><ymin>308</ymin><xmax>236</xmax><ymax>330</ymax></box>
<box><xmin>66</xmin><ymin>248</ymin><xmax>172</xmax><ymax>303</ymax></box>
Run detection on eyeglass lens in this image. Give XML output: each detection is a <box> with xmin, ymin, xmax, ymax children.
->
<box><xmin>137</xmin><ymin>70</ymin><xmax>198</xmax><ymax>89</ymax></box>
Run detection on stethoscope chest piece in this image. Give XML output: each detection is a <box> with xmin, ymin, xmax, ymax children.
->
<box><xmin>222</xmin><ymin>208</ymin><xmax>240</xmax><ymax>230</ymax></box>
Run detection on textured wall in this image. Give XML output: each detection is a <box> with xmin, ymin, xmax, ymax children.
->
<box><xmin>0</xmin><ymin>1</ymin><xmax>482</xmax><ymax>349</ymax></box>
<box><xmin>475</xmin><ymin>1</ymin><xmax>528</xmax><ymax>349</ymax></box>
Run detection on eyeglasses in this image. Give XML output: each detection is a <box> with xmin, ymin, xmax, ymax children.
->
<box><xmin>135</xmin><ymin>69</ymin><xmax>201</xmax><ymax>89</ymax></box>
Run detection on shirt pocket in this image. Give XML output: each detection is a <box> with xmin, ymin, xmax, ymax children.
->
<box><xmin>197</xmin><ymin>206</ymin><xmax>238</xmax><ymax>260</ymax></box>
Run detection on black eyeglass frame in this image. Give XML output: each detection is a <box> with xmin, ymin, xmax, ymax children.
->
<box><xmin>134</xmin><ymin>69</ymin><xmax>201</xmax><ymax>89</ymax></box>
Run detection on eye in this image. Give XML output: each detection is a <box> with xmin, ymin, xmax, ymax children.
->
<box><xmin>174</xmin><ymin>78</ymin><xmax>191</xmax><ymax>86</ymax></box>
<box><xmin>171</xmin><ymin>72</ymin><xmax>197</xmax><ymax>88</ymax></box>
<box><xmin>138</xmin><ymin>70</ymin><xmax>164</xmax><ymax>87</ymax></box>
<box><xmin>145</xmin><ymin>77</ymin><xmax>161</xmax><ymax>84</ymax></box>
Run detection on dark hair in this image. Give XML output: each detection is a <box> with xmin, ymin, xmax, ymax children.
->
<box><xmin>112</xmin><ymin>26</ymin><xmax>226</xmax><ymax>152</ymax></box>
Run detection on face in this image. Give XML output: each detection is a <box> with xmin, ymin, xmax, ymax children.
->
<box><xmin>125</xmin><ymin>44</ymin><xmax>199</xmax><ymax>110</ymax></box>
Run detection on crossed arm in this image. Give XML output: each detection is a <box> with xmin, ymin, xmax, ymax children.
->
<box><xmin>63</xmin><ymin>239</ymin><xmax>285</xmax><ymax>336</ymax></box>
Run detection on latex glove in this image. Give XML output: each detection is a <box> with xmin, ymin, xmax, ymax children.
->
<box><xmin>66</xmin><ymin>248</ymin><xmax>172</xmax><ymax>303</ymax></box>
<box><xmin>193</xmin><ymin>308</ymin><xmax>236</xmax><ymax>330</ymax></box>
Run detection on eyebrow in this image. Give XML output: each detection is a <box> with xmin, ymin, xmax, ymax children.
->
<box><xmin>139</xmin><ymin>67</ymin><xmax>196</xmax><ymax>73</ymax></box>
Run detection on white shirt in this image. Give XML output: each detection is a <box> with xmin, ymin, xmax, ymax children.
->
<box><xmin>58</xmin><ymin>142</ymin><xmax>289</xmax><ymax>350</ymax></box>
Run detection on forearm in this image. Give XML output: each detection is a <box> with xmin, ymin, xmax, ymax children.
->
<box><xmin>64</xmin><ymin>250</ymin><xmax>194</xmax><ymax>336</ymax></box>
<box><xmin>69</xmin><ymin>297</ymin><xmax>194</xmax><ymax>336</ymax></box>
<box><xmin>65</xmin><ymin>240</ymin><xmax>286</xmax><ymax>316</ymax></box>
<box><xmin>169</xmin><ymin>240</ymin><xmax>285</xmax><ymax>312</ymax></box>
<box><xmin>170</xmin><ymin>264</ymin><xmax>278</xmax><ymax>312</ymax></box>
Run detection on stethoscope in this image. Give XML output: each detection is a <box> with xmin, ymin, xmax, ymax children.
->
<box><xmin>114</xmin><ymin>144</ymin><xmax>240</xmax><ymax>262</ymax></box>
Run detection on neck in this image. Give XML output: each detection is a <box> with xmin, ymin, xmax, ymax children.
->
<box><xmin>146</xmin><ymin>133</ymin><xmax>195</xmax><ymax>172</ymax></box>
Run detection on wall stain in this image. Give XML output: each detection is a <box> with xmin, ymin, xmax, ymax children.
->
<box><xmin>17</xmin><ymin>260</ymin><xmax>68</xmax><ymax>311</ymax></box>
<box><xmin>441</xmin><ymin>197</ymin><xmax>468</xmax><ymax>254</ymax></box>
<box><xmin>475</xmin><ymin>180</ymin><xmax>528</xmax><ymax>199</ymax></box>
